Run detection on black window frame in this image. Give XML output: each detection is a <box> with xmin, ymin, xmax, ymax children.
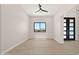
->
<box><xmin>64</xmin><ymin>17</ymin><xmax>75</xmax><ymax>40</ymax></box>
<box><xmin>34</xmin><ymin>22</ymin><xmax>46</xmax><ymax>32</ymax></box>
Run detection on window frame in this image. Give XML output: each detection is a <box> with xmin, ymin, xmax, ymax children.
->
<box><xmin>34</xmin><ymin>22</ymin><xmax>46</xmax><ymax>32</ymax></box>
<box><xmin>64</xmin><ymin>17</ymin><xmax>75</xmax><ymax>40</ymax></box>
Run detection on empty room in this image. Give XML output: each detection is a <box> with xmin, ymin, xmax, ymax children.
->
<box><xmin>0</xmin><ymin>4</ymin><xmax>79</xmax><ymax>55</ymax></box>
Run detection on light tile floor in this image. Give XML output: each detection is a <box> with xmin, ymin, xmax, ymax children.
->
<box><xmin>5</xmin><ymin>39</ymin><xmax>79</xmax><ymax>55</ymax></box>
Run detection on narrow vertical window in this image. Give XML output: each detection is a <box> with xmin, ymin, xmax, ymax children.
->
<box><xmin>64</xmin><ymin>17</ymin><xmax>75</xmax><ymax>40</ymax></box>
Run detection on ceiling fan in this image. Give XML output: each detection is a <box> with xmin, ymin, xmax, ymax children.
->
<box><xmin>35</xmin><ymin>4</ymin><xmax>48</xmax><ymax>13</ymax></box>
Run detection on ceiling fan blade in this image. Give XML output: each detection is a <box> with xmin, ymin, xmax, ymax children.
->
<box><xmin>35</xmin><ymin>10</ymin><xmax>40</xmax><ymax>13</ymax></box>
<box><xmin>41</xmin><ymin>9</ymin><xmax>48</xmax><ymax>12</ymax></box>
<box><xmin>39</xmin><ymin>4</ymin><xmax>42</xmax><ymax>8</ymax></box>
<box><xmin>38</xmin><ymin>4</ymin><xmax>42</xmax><ymax>10</ymax></box>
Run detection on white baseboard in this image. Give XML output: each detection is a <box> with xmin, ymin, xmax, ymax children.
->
<box><xmin>54</xmin><ymin>39</ymin><xmax>64</xmax><ymax>44</ymax></box>
<box><xmin>31</xmin><ymin>38</ymin><xmax>47</xmax><ymax>40</ymax></box>
<box><xmin>1</xmin><ymin>37</ymin><xmax>29</xmax><ymax>55</ymax></box>
<box><xmin>31</xmin><ymin>37</ymin><xmax>54</xmax><ymax>39</ymax></box>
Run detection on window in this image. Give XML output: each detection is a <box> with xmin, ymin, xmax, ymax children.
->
<box><xmin>64</xmin><ymin>17</ymin><xmax>75</xmax><ymax>40</ymax></box>
<box><xmin>34</xmin><ymin>22</ymin><xmax>46</xmax><ymax>32</ymax></box>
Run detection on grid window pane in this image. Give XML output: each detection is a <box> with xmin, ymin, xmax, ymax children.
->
<box><xmin>64</xmin><ymin>32</ymin><xmax>66</xmax><ymax>35</ymax></box>
<box><xmin>40</xmin><ymin>23</ymin><xmax>46</xmax><ymax>32</ymax></box>
<box><xmin>64</xmin><ymin>27</ymin><xmax>66</xmax><ymax>30</ymax></box>
<box><xmin>69</xmin><ymin>32</ymin><xmax>74</xmax><ymax>35</ymax></box>
<box><xmin>69</xmin><ymin>36</ymin><xmax>74</xmax><ymax>39</ymax></box>
<box><xmin>69</xmin><ymin>23</ymin><xmax>73</xmax><ymax>26</ymax></box>
<box><xmin>64</xmin><ymin>23</ymin><xmax>66</xmax><ymax>26</ymax></box>
<box><xmin>64</xmin><ymin>36</ymin><xmax>66</xmax><ymax>38</ymax></box>
<box><xmin>69</xmin><ymin>27</ymin><xmax>74</xmax><ymax>30</ymax></box>
<box><xmin>35</xmin><ymin>23</ymin><xmax>40</xmax><ymax>30</ymax></box>
<box><xmin>64</xmin><ymin>20</ymin><xmax>66</xmax><ymax>22</ymax></box>
<box><xmin>70</xmin><ymin>19</ymin><xmax>73</xmax><ymax>22</ymax></box>
<box><xmin>41</xmin><ymin>23</ymin><xmax>45</xmax><ymax>30</ymax></box>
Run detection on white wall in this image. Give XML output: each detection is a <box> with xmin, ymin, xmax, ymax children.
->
<box><xmin>76</xmin><ymin>5</ymin><xmax>79</xmax><ymax>41</ymax></box>
<box><xmin>0</xmin><ymin>4</ymin><xmax>1</xmax><ymax>54</ymax></box>
<box><xmin>53</xmin><ymin>14</ymin><xmax>64</xmax><ymax>44</ymax></box>
<box><xmin>29</xmin><ymin>16</ymin><xmax>54</xmax><ymax>39</ymax></box>
<box><xmin>1</xmin><ymin>5</ymin><xmax>30</xmax><ymax>54</ymax></box>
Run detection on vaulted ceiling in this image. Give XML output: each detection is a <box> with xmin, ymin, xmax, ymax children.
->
<box><xmin>21</xmin><ymin>4</ymin><xmax>77</xmax><ymax>16</ymax></box>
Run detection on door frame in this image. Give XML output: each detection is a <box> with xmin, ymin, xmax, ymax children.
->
<box><xmin>64</xmin><ymin>17</ymin><xmax>75</xmax><ymax>40</ymax></box>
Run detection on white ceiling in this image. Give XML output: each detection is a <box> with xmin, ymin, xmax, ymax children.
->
<box><xmin>21</xmin><ymin>4</ymin><xmax>76</xmax><ymax>16</ymax></box>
